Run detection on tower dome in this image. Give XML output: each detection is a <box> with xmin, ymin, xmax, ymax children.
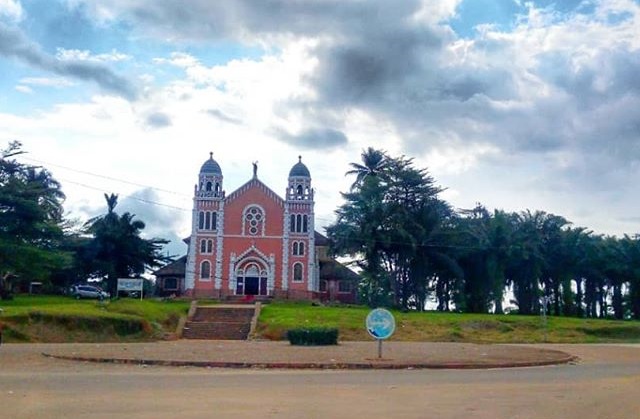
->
<box><xmin>200</xmin><ymin>152</ymin><xmax>222</xmax><ymax>175</ymax></box>
<box><xmin>288</xmin><ymin>156</ymin><xmax>310</xmax><ymax>178</ymax></box>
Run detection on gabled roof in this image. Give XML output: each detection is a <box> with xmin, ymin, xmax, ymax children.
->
<box><xmin>314</xmin><ymin>231</ymin><xmax>330</xmax><ymax>246</ymax></box>
<box><xmin>319</xmin><ymin>259</ymin><xmax>361</xmax><ymax>282</ymax></box>
<box><xmin>225</xmin><ymin>177</ymin><xmax>285</xmax><ymax>206</ymax></box>
<box><xmin>153</xmin><ymin>255</ymin><xmax>187</xmax><ymax>276</ymax></box>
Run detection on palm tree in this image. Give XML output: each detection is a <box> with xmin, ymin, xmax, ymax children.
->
<box><xmin>345</xmin><ymin>147</ymin><xmax>389</xmax><ymax>189</ymax></box>
<box><xmin>82</xmin><ymin>194</ymin><xmax>169</xmax><ymax>295</ymax></box>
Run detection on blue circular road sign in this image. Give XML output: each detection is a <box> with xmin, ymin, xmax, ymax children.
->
<box><xmin>365</xmin><ymin>308</ymin><xmax>396</xmax><ymax>340</ymax></box>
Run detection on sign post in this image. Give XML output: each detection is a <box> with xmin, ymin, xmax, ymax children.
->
<box><xmin>365</xmin><ymin>308</ymin><xmax>396</xmax><ymax>359</ymax></box>
<box><xmin>117</xmin><ymin>278</ymin><xmax>144</xmax><ymax>300</ymax></box>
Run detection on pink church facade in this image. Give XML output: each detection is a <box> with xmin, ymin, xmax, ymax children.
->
<box><xmin>184</xmin><ymin>154</ymin><xmax>319</xmax><ymax>299</ymax></box>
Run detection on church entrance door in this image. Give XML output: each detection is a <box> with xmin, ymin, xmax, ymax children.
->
<box><xmin>236</xmin><ymin>262</ymin><xmax>268</xmax><ymax>296</ymax></box>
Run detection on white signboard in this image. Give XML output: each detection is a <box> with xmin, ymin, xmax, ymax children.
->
<box><xmin>117</xmin><ymin>278</ymin><xmax>144</xmax><ymax>300</ymax></box>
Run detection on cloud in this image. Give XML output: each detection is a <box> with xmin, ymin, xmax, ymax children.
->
<box><xmin>118</xmin><ymin>188</ymin><xmax>189</xmax><ymax>256</ymax></box>
<box><xmin>205</xmin><ymin>109</ymin><xmax>242</xmax><ymax>125</ymax></box>
<box><xmin>14</xmin><ymin>84</ymin><xmax>32</xmax><ymax>94</ymax></box>
<box><xmin>274</xmin><ymin>127</ymin><xmax>348</xmax><ymax>149</ymax></box>
<box><xmin>0</xmin><ymin>22</ymin><xmax>138</xmax><ymax>99</ymax></box>
<box><xmin>20</xmin><ymin>77</ymin><xmax>75</xmax><ymax>88</ymax></box>
<box><xmin>0</xmin><ymin>0</ymin><xmax>23</xmax><ymax>22</ymax></box>
<box><xmin>145</xmin><ymin>111</ymin><xmax>171</xmax><ymax>128</ymax></box>
<box><xmin>55</xmin><ymin>48</ymin><xmax>131</xmax><ymax>63</ymax></box>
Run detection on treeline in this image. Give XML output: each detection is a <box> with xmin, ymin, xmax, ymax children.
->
<box><xmin>0</xmin><ymin>142</ymin><xmax>169</xmax><ymax>299</ymax></box>
<box><xmin>327</xmin><ymin>148</ymin><xmax>640</xmax><ymax>319</ymax></box>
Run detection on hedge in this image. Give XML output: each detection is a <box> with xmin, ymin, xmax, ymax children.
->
<box><xmin>287</xmin><ymin>327</ymin><xmax>339</xmax><ymax>345</ymax></box>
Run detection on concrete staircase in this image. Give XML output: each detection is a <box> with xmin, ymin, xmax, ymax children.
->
<box><xmin>182</xmin><ymin>305</ymin><xmax>256</xmax><ymax>340</ymax></box>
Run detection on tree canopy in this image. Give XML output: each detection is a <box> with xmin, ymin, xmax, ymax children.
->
<box><xmin>80</xmin><ymin>193</ymin><xmax>170</xmax><ymax>295</ymax></box>
<box><xmin>0</xmin><ymin>142</ymin><xmax>70</xmax><ymax>298</ymax></box>
<box><xmin>328</xmin><ymin>147</ymin><xmax>640</xmax><ymax>319</ymax></box>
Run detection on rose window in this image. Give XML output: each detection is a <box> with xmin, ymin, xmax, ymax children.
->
<box><xmin>244</xmin><ymin>206</ymin><xmax>264</xmax><ymax>236</ymax></box>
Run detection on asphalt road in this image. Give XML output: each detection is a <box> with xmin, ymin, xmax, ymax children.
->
<box><xmin>1</xmin><ymin>344</ymin><xmax>639</xmax><ymax>418</ymax></box>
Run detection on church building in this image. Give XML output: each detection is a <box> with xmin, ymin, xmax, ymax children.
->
<box><xmin>154</xmin><ymin>153</ymin><xmax>359</xmax><ymax>302</ymax></box>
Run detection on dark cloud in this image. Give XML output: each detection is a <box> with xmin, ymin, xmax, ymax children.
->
<box><xmin>205</xmin><ymin>109</ymin><xmax>242</xmax><ymax>125</ymax></box>
<box><xmin>274</xmin><ymin>127</ymin><xmax>348</xmax><ymax>149</ymax></box>
<box><xmin>71</xmin><ymin>0</ymin><xmax>640</xmax><ymax>195</ymax></box>
<box><xmin>145</xmin><ymin>112</ymin><xmax>171</xmax><ymax>128</ymax></box>
<box><xmin>0</xmin><ymin>23</ymin><xmax>137</xmax><ymax>100</ymax></box>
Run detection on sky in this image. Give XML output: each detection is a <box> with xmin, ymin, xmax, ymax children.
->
<box><xmin>1</xmin><ymin>0</ymin><xmax>640</xmax><ymax>257</ymax></box>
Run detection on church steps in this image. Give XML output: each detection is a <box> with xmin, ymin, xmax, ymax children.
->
<box><xmin>182</xmin><ymin>305</ymin><xmax>255</xmax><ymax>340</ymax></box>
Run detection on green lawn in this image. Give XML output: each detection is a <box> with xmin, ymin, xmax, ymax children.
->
<box><xmin>256</xmin><ymin>301</ymin><xmax>640</xmax><ymax>343</ymax></box>
<box><xmin>0</xmin><ymin>295</ymin><xmax>190</xmax><ymax>343</ymax></box>
<box><xmin>2</xmin><ymin>296</ymin><xmax>639</xmax><ymax>344</ymax></box>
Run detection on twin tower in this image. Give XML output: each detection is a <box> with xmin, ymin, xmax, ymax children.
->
<box><xmin>184</xmin><ymin>153</ymin><xmax>317</xmax><ymax>299</ymax></box>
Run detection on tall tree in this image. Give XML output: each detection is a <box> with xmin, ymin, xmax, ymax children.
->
<box><xmin>0</xmin><ymin>142</ymin><xmax>69</xmax><ymax>298</ymax></box>
<box><xmin>328</xmin><ymin>149</ymin><xmax>452</xmax><ymax>309</ymax></box>
<box><xmin>81</xmin><ymin>193</ymin><xmax>169</xmax><ymax>295</ymax></box>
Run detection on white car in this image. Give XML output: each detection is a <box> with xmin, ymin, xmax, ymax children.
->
<box><xmin>70</xmin><ymin>285</ymin><xmax>110</xmax><ymax>300</ymax></box>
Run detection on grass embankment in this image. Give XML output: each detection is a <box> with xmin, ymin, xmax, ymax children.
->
<box><xmin>257</xmin><ymin>301</ymin><xmax>640</xmax><ymax>343</ymax></box>
<box><xmin>0</xmin><ymin>296</ymin><xmax>190</xmax><ymax>343</ymax></box>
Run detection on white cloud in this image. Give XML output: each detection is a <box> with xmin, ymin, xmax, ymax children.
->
<box><xmin>14</xmin><ymin>84</ymin><xmax>32</xmax><ymax>94</ymax></box>
<box><xmin>55</xmin><ymin>48</ymin><xmax>131</xmax><ymax>63</ymax></box>
<box><xmin>0</xmin><ymin>0</ymin><xmax>23</xmax><ymax>22</ymax></box>
<box><xmin>20</xmin><ymin>77</ymin><xmax>75</xmax><ymax>88</ymax></box>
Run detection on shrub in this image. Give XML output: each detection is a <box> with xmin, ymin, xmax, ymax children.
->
<box><xmin>287</xmin><ymin>327</ymin><xmax>338</xmax><ymax>345</ymax></box>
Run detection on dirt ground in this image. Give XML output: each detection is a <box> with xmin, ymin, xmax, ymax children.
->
<box><xmin>35</xmin><ymin>340</ymin><xmax>574</xmax><ymax>369</ymax></box>
<box><xmin>0</xmin><ymin>343</ymin><xmax>639</xmax><ymax>418</ymax></box>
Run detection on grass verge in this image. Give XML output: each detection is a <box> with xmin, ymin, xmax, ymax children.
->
<box><xmin>0</xmin><ymin>295</ymin><xmax>189</xmax><ymax>343</ymax></box>
<box><xmin>256</xmin><ymin>301</ymin><xmax>640</xmax><ymax>343</ymax></box>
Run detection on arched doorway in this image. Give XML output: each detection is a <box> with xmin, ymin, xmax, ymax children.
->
<box><xmin>235</xmin><ymin>261</ymin><xmax>268</xmax><ymax>296</ymax></box>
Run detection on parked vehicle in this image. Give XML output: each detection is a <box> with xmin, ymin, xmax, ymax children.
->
<box><xmin>70</xmin><ymin>285</ymin><xmax>110</xmax><ymax>300</ymax></box>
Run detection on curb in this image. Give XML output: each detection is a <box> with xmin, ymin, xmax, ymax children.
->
<box><xmin>41</xmin><ymin>352</ymin><xmax>578</xmax><ymax>370</ymax></box>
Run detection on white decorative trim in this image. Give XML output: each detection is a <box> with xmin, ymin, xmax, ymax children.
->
<box><xmin>282</xmin><ymin>207</ymin><xmax>290</xmax><ymax>291</ymax></box>
<box><xmin>308</xmin><ymin>205</ymin><xmax>316</xmax><ymax>291</ymax></box>
<box><xmin>292</xmin><ymin>262</ymin><xmax>304</xmax><ymax>283</ymax></box>
<box><xmin>229</xmin><ymin>253</ymin><xmax>237</xmax><ymax>291</ymax></box>
<box><xmin>242</xmin><ymin>204</ymin><xmax>266</xmax><ymax>236</ymax></box>
<box><xmin>214</xmin><ymin>202</ymin><xmax>224</xmax><ymax>289</ymax></box>
<box><xmin>199</xmin><ymin>260</ymin><xmax>212</xmax><ymax>282</ymax></box>
<box><xmin>225</xmin><ymin>178</ymin><xmax>285</xmax><ymax>206</ymax></box>
<box><xmin>185</xmin><ymin>201</ymin><xmax>197</xmax><ymax>291</ymax></box>
<box><xmin>236</xmin><ymin>244</ymin><xmax>271</xmax><ymax>263</ymax></box>
<box><xmin>268</xmin><ymin>254</ymin><xmax>275</xmax><ymax>293</ymax></box>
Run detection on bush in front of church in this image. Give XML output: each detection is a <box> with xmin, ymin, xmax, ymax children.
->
<box><xmin>287</xmin><ymin>327</ymin><xmax>338</xmax><ymax>345</ymax></box>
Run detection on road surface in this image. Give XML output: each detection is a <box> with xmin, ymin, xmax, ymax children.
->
<box><xmin>0</xmin><ymin>344</ymin><xmax>638</xmax><ymax>418</ymax></box>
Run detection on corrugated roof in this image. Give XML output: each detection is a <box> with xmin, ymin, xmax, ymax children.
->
<box><xmin>319</xmin><ymin>259</ymin><xmax>360</xmax><ymax>282</ymax></box>
<box><xmin>153</xmin><ymin>255</ymin><xmax>187</xmax><ymax>276</ymax></box>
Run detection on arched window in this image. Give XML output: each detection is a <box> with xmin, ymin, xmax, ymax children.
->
<box><xmin>198</xmin><ymin>211</ymin><xmax>205</xmax><ymax>229</ymax></box>
<box><xmin>206</xmin><ymin>181</ymin><xmax>212</xmax><ymax>192</ymax></box>
<box><xmin>293</xmin><ymin>263</ymin><xmax>303</xmax><ymax>282</ymax></box>
<box><xmin>243</xmin><ymin>206</ymin><xmax>264</xmax><ymax>236</ymax></box>
<box><xmin>215</xmin><ymin>183</ymin><xmax>220</xmax><ymax>194</ymax></box>
<box><xmin>292</xmin><ymin>241</ymin><xmax>305</xmax><ymax>256</ymax></box>
<box><xmin>212</xmin><ymin>212</ymin><xmax>217</xmax><ymax>230</ymax></box>
<box><xmin>290</xmin><ymin>214</ymin><xmax>309</xmax><ymax>233</ymax></box>
<box><xmin>296</xmin><ymin>185</ymin><xmax>303</xmax><ymax>197</ymax></box>
<box><xmin>207</xmin><ymin>240</ymin><xmax>213</xmax><ymax>253</ymax></box>
<box><xmin>200</xmin><ymin>261</ymin><xmax>211</xmax><ymax>280</ymax></box>
<box><xmin>205</xmin><ymin>212</ymin><xmax>211</xmax><ymax>230</ymax></box>
<box><xmin>200</xmin><ymin>239</ymin><xmax>206</xmax><ymax>253</ymax></box>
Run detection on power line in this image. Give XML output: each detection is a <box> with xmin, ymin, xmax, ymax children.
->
<box><xmin>60</xmin><ymin>178</ymin><xmax>191</xmax><ymax>212</ymax></box>
<box><xmin>20</xmin><ymin>156</ymin><xmax>191</xmax><ymax>198</ymax></box>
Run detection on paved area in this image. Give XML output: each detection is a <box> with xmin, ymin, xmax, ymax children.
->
<box><xmin>34</xmin><ymin>340</ymin><xmax>575</xmax><ymax>369</ymax></box>
<box><xmin>0</xmin><ymin>343</ymin><xmax>638</xmax><ymax>418</ymax></box>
